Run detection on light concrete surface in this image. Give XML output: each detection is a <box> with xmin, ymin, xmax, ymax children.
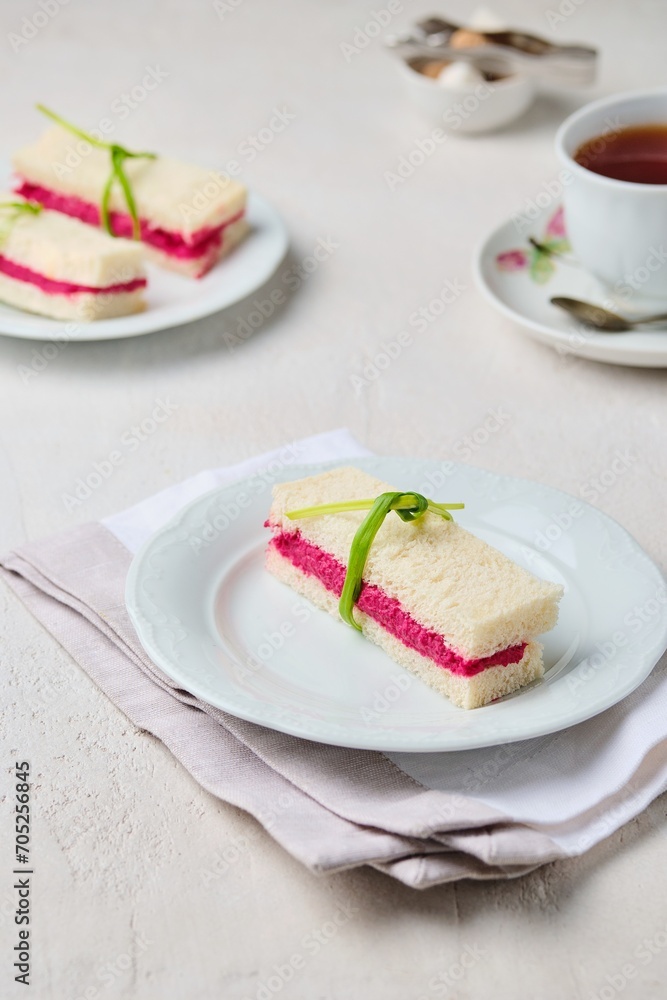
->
<box><xmin>1</xmin><ymin>1</ymin><xmax>667</xmax><ymax>997</ymax></box>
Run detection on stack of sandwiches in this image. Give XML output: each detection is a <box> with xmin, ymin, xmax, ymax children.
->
<box><xmin>0</xmin><ymin>119</ymin><xmax>248</xmax><ymax>321</ymax></box>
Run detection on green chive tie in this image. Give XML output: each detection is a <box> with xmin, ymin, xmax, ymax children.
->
<box><xmin>286</xmin><ymin>491</ymin><xmax>464</xmax><ymax>631</ymax></box>
<box><xmin>36</xmin><ymin>104</ymin><xmax>156</xmax><ymax>240</ymax></box>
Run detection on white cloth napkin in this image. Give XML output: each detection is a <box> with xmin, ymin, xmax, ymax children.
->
<box><xmin>3</xmin><ymin>428</ymin><xmax>667</xmax><ymax>887</ymax></box>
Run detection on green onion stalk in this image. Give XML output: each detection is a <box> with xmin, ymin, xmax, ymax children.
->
<box><xmin>36</xmin><ymin>104</ymin><xmax>156</xmax><ymax>240</ymax></box>
<box><xmin>286</xmin><ymin>492</ymin><xmax>464</xmax><ymax>631</ymax></box>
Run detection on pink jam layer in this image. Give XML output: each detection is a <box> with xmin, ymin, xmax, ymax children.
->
<box><xmin>0</xmin><ymin>255</ymin><xmax>146</xmax><ymax>296</ymax></box>
<box><xmin>15</xmin><ymin>181</ymin><xmax>244</xmax><ymax>261</ymax></box>
<box><xmin>269</xmin><ymin>530</ymin><xmax>526</xmax><ymax>678</ymax></box>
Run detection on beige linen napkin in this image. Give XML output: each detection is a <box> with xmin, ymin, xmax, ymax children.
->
<box><xmin>2</xmin><ymin>430</ymin><xmax>667</xmax><ymax>888</ymax></box>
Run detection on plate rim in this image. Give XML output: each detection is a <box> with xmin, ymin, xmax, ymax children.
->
<box><xmin>473</xmin><ymin>207</ymin><xmax>667</xmax><ymax>368</ymax></box>
<box><xmin>0</xmin><ymin>190</ymin><xmax>288</xmax><ymax>342</ymax></box>
<box><xmin>125</xmin><ymin>456</ymin><xmax>667</xmax><ymax>752</ymax></box>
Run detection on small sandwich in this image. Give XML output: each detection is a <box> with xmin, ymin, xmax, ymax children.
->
<box><xmin>0</xmin><ymin>196</ymin><xmax>146</xmax><ymax>321</ymax></box>
<box><xmin>13</xmin><ymin>124</ymin><xmax>248</xmax><ymax>278</ymax></box>
<box><xmin>266</xmin><ymin>466</ymin><xmax>563</xmax><ymax>710</ymax></box>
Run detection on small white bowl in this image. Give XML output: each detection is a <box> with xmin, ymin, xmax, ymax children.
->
<box><xmin>397</xmin><ymin>58</ymin><xmax>535</xmax><ymax>133</ymax></box>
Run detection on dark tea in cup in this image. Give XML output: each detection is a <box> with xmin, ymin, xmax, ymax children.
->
<box><xmin>557</xmin><ymin>90</ymin><xmax>667</xmax><ymax>299</ymax></box>
<box><xmin>574</xmin><ymin>124</ymin><xmax>667</xmax><ymax>185</ymax></box>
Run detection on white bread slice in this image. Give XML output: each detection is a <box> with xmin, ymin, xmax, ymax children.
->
<box><xmin>12</xmin><ymin>126</ymin><xmax>247</xmax><ymax>238</ymax></box>
<box><xmin>268</xmin><ymin>466</ymin><xmax>563</xmax><ymax>660</ymax></box>
<box><xmin>266</xmin><ymin>546</ymin><xmax>544</xmax><ymax>710</ymax></box>
<box><xmin>0</xmin><ymin>273</ymin><xmax>144</xmax><ymax>320</ymax></box>
<box><xmin>144</xmin><ymin>217</ymin><xmax>249</xmax><ymax>277</ymax></box>
<box><xmin>0</xmin><ymin>193</ymin><xmax>144</xmax><ymax>287</ymax></box>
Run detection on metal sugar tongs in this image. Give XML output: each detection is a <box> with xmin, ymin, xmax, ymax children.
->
<box><xmin>386</xmin><ymin>16</ymin><xmax>598</xmax><ymax>87</ymax></box>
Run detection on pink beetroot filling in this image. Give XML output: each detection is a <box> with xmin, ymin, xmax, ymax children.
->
<box><xmin>269</xmin><ymin>530</ymin><xmax>526</xmax><ymax>678</ymax></box>
<box><xmin>15</xmin><ymin>181</ymin><xmax>244</xmax><ymax>261</ymax></box>
<box><xmin>0</xmin><ymin>255</ymin><xmax>146</xmax><ymax>296</ymax></box>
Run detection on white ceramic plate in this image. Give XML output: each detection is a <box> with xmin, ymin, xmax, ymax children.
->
<box><xmin>0</xmin><ymin>192</ymin><xmax>287</xmax><ymax>341</ymax></box>
<box><xmin>125</xmin><ymin>457</ymin><xmax>667</xmax><ymax>752</ymax></box>
<box><xmin>474</xmin><ymin>202</ymin><xmax>667</xmax><ymax>367</ymax></box>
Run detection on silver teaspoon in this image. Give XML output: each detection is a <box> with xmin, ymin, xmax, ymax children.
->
<box><xmin>550</xmin><ymin>296</ymin><xmax>667</xmax><ymax>332</ymax></box>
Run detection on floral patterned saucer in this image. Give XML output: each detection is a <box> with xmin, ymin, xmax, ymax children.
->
<box><xmin>474</xmin><ymin>202</ymin><xmax>667</xmax><ymax>368</ymax></box>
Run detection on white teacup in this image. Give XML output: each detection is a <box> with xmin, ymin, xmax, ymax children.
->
<box><xmin>556</xmin><ymin>88</ymin><xmax>667</xmax><ymax>302</ymax></box>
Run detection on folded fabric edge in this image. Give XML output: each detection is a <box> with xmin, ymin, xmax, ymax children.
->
<box><xmin>372</xmin><ymin>852</ymin><xmax>546</xmax><ymax>889</ymax></box>
<box><xmin>214</xmin><ymin>709</ymin><xmax>562</xmax><ymax>857</ymax></box>
<box><xmin>531</xmin><ymin>738</ymin><xmax>667</xmax><ymax>857</ymax></box>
